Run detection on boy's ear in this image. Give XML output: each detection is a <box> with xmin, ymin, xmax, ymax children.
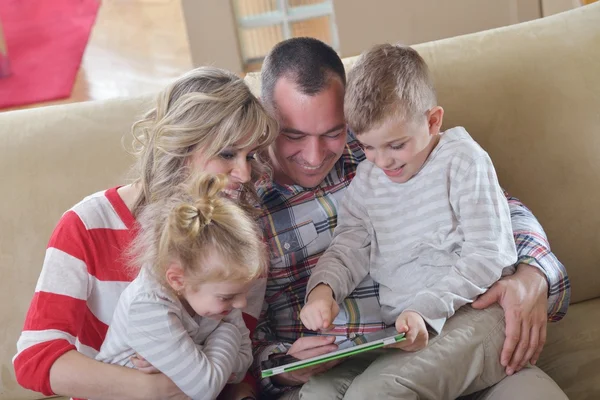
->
<box><xmin>165</xmin><ymin>264</ymin><xmax>186</xmax><ymax>293</ymax></box>
<box><xmin>427</xmin><ymin>106</ymin><xmax>444</xmax><ymax>135</ymax></box>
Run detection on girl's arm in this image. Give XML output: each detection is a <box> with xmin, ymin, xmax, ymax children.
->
<box><xmin>127</xmin><ymin>297</ymin><xmax>242</xmax><ymax>400</ymax></box>
<box><xmin>223</xmin><ymin>309</ymin><xmax>253</xmax><ymax>381</ymax></box>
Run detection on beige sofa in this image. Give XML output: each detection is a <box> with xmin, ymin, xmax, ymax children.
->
<box><xmin>1</xmin><ymin>4</ymin><xmax>599</xmax><ymax>399</ymax></box>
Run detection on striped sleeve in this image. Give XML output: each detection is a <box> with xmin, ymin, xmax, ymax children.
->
<box><xmin>223</xmin><ymin>309</ymin><xmax>253</xmax><ymax>382</ymax></box>
<box><xmin>126</xmin><ymin>295</ymin><xmax>242</xmax><ymax>400</ymax></box>
<box><xmin>13</xmin><ymin>210</ymin><xmax>91</xmax><ymax>395</ymax></box>
<box><xmin>306</xmin><ymin>176</ymin><xmax>373</xmax><ymax>304</ymax></box>
<box><xmin>505</xmin><ymin>192</ymin><xmax>570</xmax><ymax>321</ymax></box>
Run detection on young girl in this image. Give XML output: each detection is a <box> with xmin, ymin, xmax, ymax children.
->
<box><xmin>14</xmin><ymin>66</ymin><xmax>278</xmax><ymax>400</ymax></box>
<box><xmin>96</xmin><ymin>173</ymin><xmax>266</xmax><ymax>400</ymax></box>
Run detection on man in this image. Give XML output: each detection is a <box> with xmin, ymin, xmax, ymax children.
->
<box><xmin>254</xmin><ymin>37</ymin><xmax>570</xmax><ymax>399</ymax></box>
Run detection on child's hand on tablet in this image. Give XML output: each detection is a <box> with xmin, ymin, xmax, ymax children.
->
<box><xmin>388</xmin><ymin>311</ymin><xmax>429</xmax><ymax>351</ymax></box>
<box><xmin>301</xmin><ymin>284</ymin><xmax>340</xmax><ymax>331</ymax></box>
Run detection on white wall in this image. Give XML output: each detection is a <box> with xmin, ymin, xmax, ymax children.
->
<box><xmin>181</xmin><ymin>0</ymin><xmax>244</xmax><ymax>74</ymax></box>
<box><xmin>332</xmin><ymin>0</ymin><xmax>542</xmax><ymax>57</ymax></box>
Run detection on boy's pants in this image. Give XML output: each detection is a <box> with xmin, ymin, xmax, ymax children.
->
<box><xmin>299</xmin><ymin>304</ymin><xmax>509</xmax><ymax>400</ymax></box>
<box><xmin>279</xmin><ymin>366</ymin><xmax>567</xmax><ymax>400</ymax></box>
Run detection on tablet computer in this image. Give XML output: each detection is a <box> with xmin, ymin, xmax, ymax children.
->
<box><xmin>261</xmin><ymin>327</ymin><xmax>405</xmax><ymax>378</ymax></box>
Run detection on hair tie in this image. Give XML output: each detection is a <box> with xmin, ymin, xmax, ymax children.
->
<box><xmin>193</xmin><ymin>200</ymin><xmax>214</xmax><ymax>231</ymax></box>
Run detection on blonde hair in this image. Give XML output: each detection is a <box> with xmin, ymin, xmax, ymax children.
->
<box><xmin>127</xmin><ymin>66</ymin><xmax>278</xmax><ymax>217</ymax></box>
<box><xmin>345</xmin><ymin>44</ymin><xmax>437</xmax><ymax>134</ymax></box>
<box><xmin>130</xmin><ymin>173</ymin><xmax>267</xmax><ymax>287</ymax></box>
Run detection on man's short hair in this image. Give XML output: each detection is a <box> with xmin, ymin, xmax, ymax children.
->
<box><xmin>345</xmin><ymin>44</ymin><xmax>437</xmax><ymax>134</ymax></box>
<box><xmin>261</xmin><ymin>37</ymin><xmax>346</xmax><ymax>111</ymax></box>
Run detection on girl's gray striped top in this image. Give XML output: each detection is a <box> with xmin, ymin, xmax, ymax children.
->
<box><xmin>96</xmin><ymin>268</ymin><xmax>252</xmax><ymax>400</ymax></box>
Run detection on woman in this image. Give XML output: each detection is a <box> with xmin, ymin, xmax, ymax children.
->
<box><xmin>13</xmin><ymin>67</ymin><xmax>278</xmax><ymax>400</ymax></box>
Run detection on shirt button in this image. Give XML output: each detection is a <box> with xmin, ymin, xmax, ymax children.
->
<box><xmin>283</xmin><ymin>242</ymin><xmax>291</xmax><ymax>250</ymax></box>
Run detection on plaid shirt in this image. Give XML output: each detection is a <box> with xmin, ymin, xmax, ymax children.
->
<box><xmin>253</xmin><ymin>133</ymin><xmax>570</xmax><ymax>398</ymax></box>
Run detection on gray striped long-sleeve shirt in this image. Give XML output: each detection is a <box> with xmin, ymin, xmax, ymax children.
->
<box><xmin>307</xmin><ymin>127</ymin><xmax>517</xmax><ymax>333</ymax></box>
<box><xmin>96</xmin><ymin>268</ymin><xmax>252</xmax><ymax>400</ymax></box>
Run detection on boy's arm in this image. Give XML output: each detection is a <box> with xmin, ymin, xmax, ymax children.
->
<box><xmin>405</xmin><ymin>154</ymin><xmax>517</xmax><ymax>333</ymax></box>
<box><xmin>250</xmin><ymin>174</ymin><xmax>375</xmax><ymax>396</ymax></box>
<box><xmin>305</xmin><ymin>178</ymin><xmax>372</xmax><ymax>303</ymax></box>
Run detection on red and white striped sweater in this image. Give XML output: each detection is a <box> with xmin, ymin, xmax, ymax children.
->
<box><xmin>13</xmin><ymin>187</ymin><xmax>262</xmax><ymax>396</ymax></box>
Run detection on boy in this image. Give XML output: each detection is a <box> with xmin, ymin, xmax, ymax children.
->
<box><xmin>300</xmin><ymin>44</ymin><xmax>517</xmax><ymax>399</ymax></box>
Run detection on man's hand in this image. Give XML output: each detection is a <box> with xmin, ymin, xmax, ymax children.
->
<box><xmin>472</xmin><ymin>263</ymin><xmax>548</xmax><ymax>375</ymax></box>
<box><xmin>386</xmin><ymin>311</ymin><xmax>428</xmax><ymax>351</ymax></box>
<box><xmin>300</xmin><ymin>284</ymin><xmax>340</xmax><ymax>331</ymax></box>
<box><xmin>271</xmin><ymin>336</ymin><xmax>340</xmax><ymax>386</ymax></box>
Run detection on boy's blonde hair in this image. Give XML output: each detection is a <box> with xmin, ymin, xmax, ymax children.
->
<box><xmin>127</xmin><ymin>66</ymin><xmax>279</xmax><ymax>217</ymax></box>
<box><xmin>130</xmin><ymin>173</ymin><xmax>267</xmax><ymax>287</ymax></box>
<box><xmin>345</xmin><ymin>44</ymin><xmax>437</xmax><ymax>134</ymax></box>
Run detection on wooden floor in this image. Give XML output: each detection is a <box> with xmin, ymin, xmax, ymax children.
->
<box><xmin>6</xmin><ymin>0</ymin><xmax>192</xmax><ymax>111</ymax></box>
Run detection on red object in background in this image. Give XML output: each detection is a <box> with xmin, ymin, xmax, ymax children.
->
<box><xmin>0</xmin><ymin>0</ymin><xmax>100</xmax><ymax>109</ymax></box>
<box><xmin>0</xmin><ymin>53</ymin><xmax>9</xmax><ymax>78</ymax></box>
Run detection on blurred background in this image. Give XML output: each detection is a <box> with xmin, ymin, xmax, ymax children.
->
<box><xmin>0</xmin><ymin>0</ymin><xmax>595</xmax><ymax>112</ymax></box>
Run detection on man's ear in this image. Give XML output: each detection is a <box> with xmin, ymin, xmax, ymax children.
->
<box><xmin>427</xmin><ymin>106</ymin><xmax>444</xmax><ymax>135</ymax></box>
<box><xmin>165</xmin><ymin>264</ymin><xmax>186</xmax><ymax>293</ymax></box>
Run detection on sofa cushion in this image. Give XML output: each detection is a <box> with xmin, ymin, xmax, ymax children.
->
<box><xmin>539</xmin><ymin>298</ymin><xmax>600</xmax><ymax>399</ymax></box>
